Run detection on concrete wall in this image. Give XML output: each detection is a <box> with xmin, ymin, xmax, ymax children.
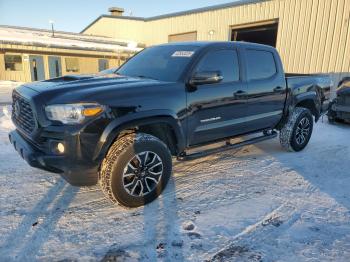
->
<box><xmin>84</xmin><ymin>0</ymin><xmax>350</xmax><ymax>74</ymax></box>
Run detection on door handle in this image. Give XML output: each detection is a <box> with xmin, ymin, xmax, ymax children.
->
<box><xmin>234</xmin><ymin>90</ymin><xmax>247</xmax><ymax>99</ymax></box>
<box><xmin>274</xmin><ymin>86</ymin><xmax>284</xmax><ymax>92</ymax></box>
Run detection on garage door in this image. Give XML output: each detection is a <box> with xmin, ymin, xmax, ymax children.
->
<box><xmin>168</xmin><ymin>31</ymin><xmax>197</xmax><ymax>43</ymax></box>
<box><xmin>231</xmin><ymin>21</ymin><xmax>279</xmax><ymax>47</ymax></box>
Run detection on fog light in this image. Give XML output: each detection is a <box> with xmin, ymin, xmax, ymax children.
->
<box><xmin>57</xmin><ymin>143</ymin><xmax>65</xmax><ymax>154</ymax></box>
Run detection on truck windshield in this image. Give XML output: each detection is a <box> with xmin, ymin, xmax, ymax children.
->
<box><xmin>116</xmin><ymin>45</ymin><xmax>199</xmax><ymax>82</ymax></box>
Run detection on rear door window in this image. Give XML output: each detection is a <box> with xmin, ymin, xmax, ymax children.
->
<box><xmin>246</xmin><ymin>49</ymin><xmax>277</xmax><ymax>80</ymax></box>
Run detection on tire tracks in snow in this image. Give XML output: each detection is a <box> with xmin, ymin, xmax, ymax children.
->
<box><xmin>207</xmin><ymin>203</ymin><xmax>301</xmax><ymax>261</ymax></box>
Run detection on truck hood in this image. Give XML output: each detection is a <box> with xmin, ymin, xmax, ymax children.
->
<box><xmin>16</xmin><ymin>73</ymin><xmax>173</xmax><ymax>105</ymax></box>
<box><xmin>14</xmin><ymin>73</ymin><xmax>180</xmax><ymax>129</ymax></box>
<box><xmin>337</xmin><ymin>82</ymin><xmax>350</xmax><ymax>96</ymax></box>
<box><xmin>22</xmin><ymin>73</ymin><xmax>166</xmax><ymax>94</ymax></box>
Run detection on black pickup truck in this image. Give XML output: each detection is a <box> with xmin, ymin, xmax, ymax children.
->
<box><xmin>9</xmin><ymin>42</ymin><xmax>331</xmax><ymax>207</ymax></box>
<box><xmin>328</xmin><ymin>77</ymin><xmax>350</xmax><ymax>123</ymax></box>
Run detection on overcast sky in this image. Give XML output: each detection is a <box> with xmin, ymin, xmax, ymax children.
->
<box><xmin>0</xmin><ymin>0</ymin><xmax>238</xmax><ymax>33</ymax></box>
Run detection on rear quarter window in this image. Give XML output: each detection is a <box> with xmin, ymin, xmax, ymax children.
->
<box><xmin>246</xmin><ymin>49</ymin><xmax>277</xmax><ymax>80</ymax></box>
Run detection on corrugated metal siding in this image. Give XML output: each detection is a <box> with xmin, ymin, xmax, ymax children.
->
<box><xmin>84</xmin><ymin>17</ymin><xmax>146</xmax><ymax>44</ymax></box>
<box><xmin>85</xmin><ymin>0</ymin><xmax>350</xmax><ymax>74</ymax></box>
<box><xmin>168</xmin><ymin>32</ymin><xmax>197</xmax><ymax>42</ymax></box>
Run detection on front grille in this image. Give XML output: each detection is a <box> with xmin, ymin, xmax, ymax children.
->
<box><xmin>338</xmin><ymin>95</ymin><xmax>350</xmax><ymax>106</ymax></box>
<box><xmin>12</xmin><ymin>91</ymin><xmax>36</xmax><ymax>134</ymax></box>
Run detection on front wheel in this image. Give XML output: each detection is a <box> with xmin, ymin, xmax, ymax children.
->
<box><xmin>280</xmin><ymin>107</ymin><xmax>314</xmax><ymax>152</ymax></box>
<box><xmin>99</xmin><ymin>133</ymin><xmax>172</xmax><ymax>207</ymax></box>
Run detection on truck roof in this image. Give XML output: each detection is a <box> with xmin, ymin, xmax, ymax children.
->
<box><xmin>157</xmin><ymin>41</ymin><xmax>275</xmax><ymax>50</ymax></box>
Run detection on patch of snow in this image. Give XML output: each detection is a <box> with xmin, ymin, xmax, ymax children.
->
<box><xmin>0</xmin><ymin>81</ymin><xmax>23</xmax><ymax>104</ymax></box>
<box><xmin>0</xmin><ymin>27</ymin><xmax>142</xmax><ymax>53</ymax></box>
<box><xmin>0</xmin><ymin>106</ymin><xmax>14</xmax><ymax>130</ymax></box>
<box><xmin>0</xmin><ymin>109</ymin><xmax>349</xmax><ymax>261</ymax></box>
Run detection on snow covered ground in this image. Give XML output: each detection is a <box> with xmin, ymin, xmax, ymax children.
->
<box><xmin>0</xmin><ymin>105</ymin><xmax>349</xmax><ymax>261</ymax></box>
<box><xmin>0</xmin><ymin>81</ymin><xmax>23</xmax><ymax>104</ymax></box>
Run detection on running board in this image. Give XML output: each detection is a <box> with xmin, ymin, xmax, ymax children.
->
<box><xmin>178</xmin><ymin>131</ymin><xmax>278</xmax><ymax>161</ymax></box>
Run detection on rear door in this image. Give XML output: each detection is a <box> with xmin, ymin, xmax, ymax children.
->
<box><xmin>243</xmin><ymin>48</ymin><xmax>287</xmax><ymax>131</ymax></box>
<box><xmin>186</xmin><ymin>47</ymin><xmax>247</xmax><ymax>146</ymax></box>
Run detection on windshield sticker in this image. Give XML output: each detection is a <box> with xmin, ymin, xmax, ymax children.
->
<box><xmin>171</xmin><ymin>51</ymin><xmax>195</xmax><ymax>58</ymax></box>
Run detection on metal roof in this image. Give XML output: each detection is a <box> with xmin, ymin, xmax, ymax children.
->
<box><xmin>0</xmin><ymin>25</ymin><xmax>145</xmax><ymax>47</ymax></box>
<box><xmin>81</xmin><ymin>0</ymin><xmax>269</xmax><ymax>33</ymax></box>
<box><xmin>0</xmin><ymin>25</ymin><xmax>143</xmax><ymax>53</ymax></box>
<box><xmin>157</xmin><ymin>40</ymin><xmax>274</xmax><ymax>49</ymax></box>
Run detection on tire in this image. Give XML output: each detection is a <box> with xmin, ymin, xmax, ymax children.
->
<box><xmin>279</xmin><ymin>107</ymin><xmax>314</xmax><ymax>152</ymax></box>
<box><xmin>99</xmin><ymin>133</ymin><xmax>172</xmax><ymax>207</ymax></box>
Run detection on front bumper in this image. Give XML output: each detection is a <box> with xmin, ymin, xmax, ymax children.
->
<box><xmin>329</xmin><ymin>101</ymin><xmax>350</xmax><ymax>121</ymax></box>
<box><xmin>332</xmin><ymin>104</ymin><xmax>350</xmax><ymax>113</ymax></box>
<box><xmin>9</xmin><ymin>130</ymin><xmax>99</xmax><ymax>186</ymax></box>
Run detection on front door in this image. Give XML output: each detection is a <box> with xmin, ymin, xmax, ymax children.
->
<box><xmin>29</xmin><ymin>55</ymin><xmax>45</xmax><ymax>81</ymax></box>
<box><xmin>48</xmin><ymin>56</ymin><xmax>62</xmax><ymax>79</ymax></box>
<box><xmin>186</xmin><ymin>48</ymin><xmax>247</xmax><ymax>146</ymax></box>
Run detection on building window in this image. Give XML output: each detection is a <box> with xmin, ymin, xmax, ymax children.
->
<box><xmin>65</xmin><ymin>57</ymin><xmax>79</xmax><ymax>73</ymax></box>
<box><xmin>4</xmin><ymin>55</ymin><xmax>23</xmax><ymax>71</ymax></box>
<box><xmin>119</xmin><ymin>56</ymin><xmax>127</xmax><ymax>66</ymax></box>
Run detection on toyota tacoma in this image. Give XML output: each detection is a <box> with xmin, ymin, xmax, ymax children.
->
<box><xmin>9</xmin><ymin>42</ymin><xmax>331</xmax><ymax>207</ymax></box>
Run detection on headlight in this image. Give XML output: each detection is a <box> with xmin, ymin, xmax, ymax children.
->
<box><xmin>45</xmin><ymin>103</ymin><xmax>104</xmax><ymax>124</ymax></box>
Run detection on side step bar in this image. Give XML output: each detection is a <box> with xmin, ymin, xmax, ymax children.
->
<box><xmin>178</xmin><ymin>131</ymin><xmax>278</xmax><ymax>161</ymax></box>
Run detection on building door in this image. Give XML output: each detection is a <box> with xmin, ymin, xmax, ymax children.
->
<box><xmin>231</xmin><ymin>22</ymin><xmax>279</xmax><ymax>47</ymax></box>
<box><xmin>29</xmin><ymin>55</ymin><xmax>45</xmax><ymax>81</ymax></box>
<box><xmin>98</xmin><ymin>59</ymin><xmax>109</xmax><ymax>71</ymax></box>
<box><xmin>48</xmin><ymin>56</ymin><xmax>62</xmax><ymax>79</ymax></box>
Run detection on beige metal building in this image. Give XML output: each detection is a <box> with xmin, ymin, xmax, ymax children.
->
<box><xmin>0</xmin><ymin>26</ymin><xmax>141</xmax><ymax>82</ymax></box>
<box><xmin>82</xmin><ymin>0</ymin><xmax>350</xmax><ymax>75</ymax></box>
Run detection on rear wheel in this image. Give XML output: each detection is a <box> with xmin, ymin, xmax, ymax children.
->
<box><xmin>280</xmin><ymin>107</ymin><xmax>314</xmax><ymax>152</ymax></box>
<box><xmin>99</xmin><ymin>133</ymin><xmax>172</xmax><ymax>207</ymax></box>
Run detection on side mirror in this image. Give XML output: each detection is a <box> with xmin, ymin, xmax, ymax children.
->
<box><xmin>189</xmin><ymin>71</ymin><xmax>223</xmax><ymax>86</ymax></box>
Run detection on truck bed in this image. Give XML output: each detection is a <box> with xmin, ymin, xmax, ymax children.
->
<box><xmin>286</xmin><ymin>73</ymin><xmax>332</xmax><ymax>114</ymax></box>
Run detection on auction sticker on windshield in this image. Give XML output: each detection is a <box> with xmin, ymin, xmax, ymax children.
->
<box><xmin>171</xmin><ymin>51</ymin><xmax>195</xmax><ymax>57</ymax></box>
